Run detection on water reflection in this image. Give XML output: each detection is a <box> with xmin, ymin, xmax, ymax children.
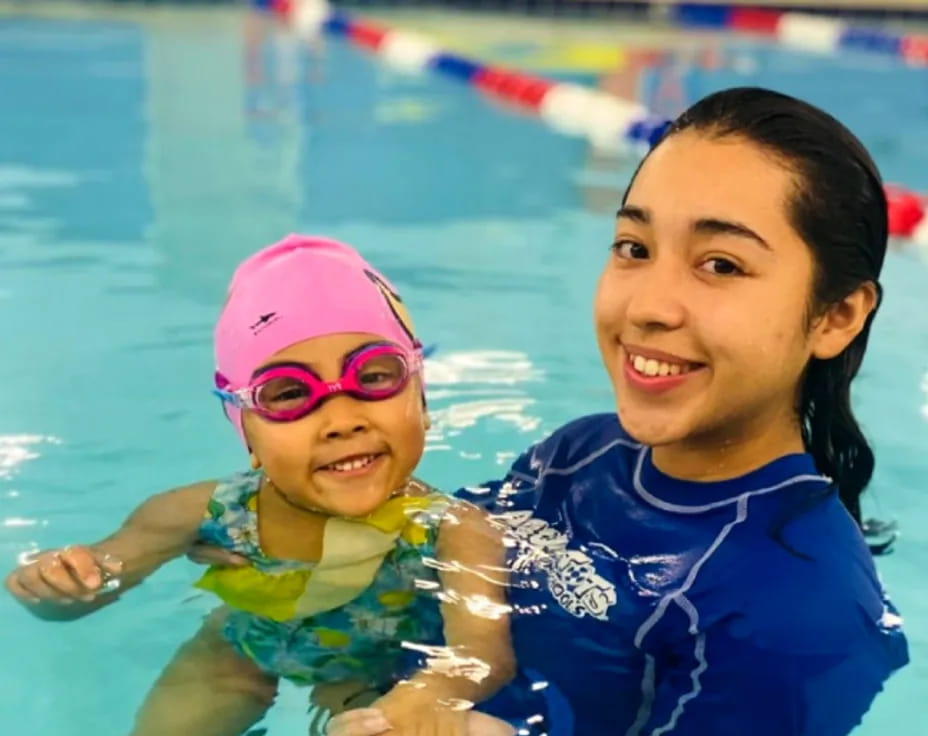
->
<box><xmin>0</xmin><ymin>434</ymin><xmax>60</xmax><ymax>480</ymax></box>
<box><xmin>424</xmin><ymin>351</ymin><xmax>544</xmax><ymax>453</ymax></box>
<box><xmin>425</xmin><ymin>350</ymin><xmax>544</xmax><ymax>386</ymax></box>
<box><xmin>921</xmin><ymin>371</ymin><xmax>928</xmax><ymax>421</ymax></box>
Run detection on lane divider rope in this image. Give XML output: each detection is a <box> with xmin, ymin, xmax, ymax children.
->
<box><xmin>267</xmin><ymin>0</ymin><xmax>928</xmax><ymax>244</ymax></box>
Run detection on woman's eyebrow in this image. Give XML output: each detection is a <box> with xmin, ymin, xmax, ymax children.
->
<box><xmin>693</xmin><ymin>218</ymin><xmax>771</xmax><ymax>250</ymax></box>
<box><xmin>617</xmin><ymin>205</ymin><xmax>770</xmax><ymax>251</ymax></box>
<box><xmin>616</xmin><ymin>205</ymin><xmax>649</xmax><ymax>224</ymax></box>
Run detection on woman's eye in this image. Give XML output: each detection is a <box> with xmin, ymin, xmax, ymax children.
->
<box><xmin>699</xmin><ymin>257</ymin><xmax>744</xmax><ymax>276</ymax></box>
<box><xmin>611</xmin><ymin>240</ymin><xmax>649</xmax><ymax>260</ymax></box>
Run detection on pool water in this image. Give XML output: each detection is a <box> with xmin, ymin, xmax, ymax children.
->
<box><xmin>0</xmin><ymin>4</ymin><xmax>924</xmax><ymax>733</ymax></box>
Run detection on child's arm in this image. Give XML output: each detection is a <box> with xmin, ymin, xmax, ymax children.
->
<box><xmin>371</xmin><ymin>500</ymin><xmax>516</xmax><ymax>733</ymax></box>
<box><xmin>4</xmin><ymin>481</ymin><xmax>216</xmax><ymax>621</ymax></box>
<box><xmin>424</xmin><ymin>500</ymin><xmax>517</xmax><ymax>698</ymax></box>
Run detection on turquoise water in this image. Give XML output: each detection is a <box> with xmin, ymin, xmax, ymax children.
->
<box><xmin>0</xmin><ymin>8</ymin><xmax>925</xmax><ymax>733</ymax></box>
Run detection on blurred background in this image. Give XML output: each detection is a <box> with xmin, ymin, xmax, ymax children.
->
<box><xmin>0</xmin><ymin>0</ymin><xmax>925</xmax><ymax>733</ymax></box>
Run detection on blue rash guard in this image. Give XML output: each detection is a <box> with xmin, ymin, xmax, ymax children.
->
<box><xmin>461</xmin><ymin>414</ymin><xmax>908</xmax><ymax>736</ymax></box>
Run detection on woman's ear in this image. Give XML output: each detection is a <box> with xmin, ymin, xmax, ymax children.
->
<box><xmin>811</xmin><ymin>281</ymin><xmax>879</xmax><ymax>360</ymax></box>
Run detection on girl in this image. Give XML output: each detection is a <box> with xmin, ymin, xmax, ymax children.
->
<box><xmin>5</xmin><ymin>235</ymin><xmax>515</xmax><ymax>736</ymax></box>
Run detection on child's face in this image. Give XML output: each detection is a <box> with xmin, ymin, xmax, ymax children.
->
<box><xmin>242</xmin><ymin>333</ymin><xmax>428</xmax><ymax>517</ymax></box>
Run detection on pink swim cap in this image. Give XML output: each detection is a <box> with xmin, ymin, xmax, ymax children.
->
<box><xmin>214</xmin><ymin>234</ymin><xmax>421</xmax><ymax>444</ymax></box>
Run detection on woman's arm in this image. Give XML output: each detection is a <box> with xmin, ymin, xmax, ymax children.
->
<box><xmin>637</xmin><ymin>612</ymin><xmax>906</xmax><ymax>736</ymax></box>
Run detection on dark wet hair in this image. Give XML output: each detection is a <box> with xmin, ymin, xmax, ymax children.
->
<box><xmin>630</xmin><ymin>87</ymin><xmax>887</xmax><ymax>528</ymax></box>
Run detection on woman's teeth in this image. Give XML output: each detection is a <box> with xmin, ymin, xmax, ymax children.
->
<box><xmin>327</xmin><ymin>455</ymin><xmax>378</xmax><ymax>472</ymax></box>
<box><xmin>630</xmin><ymin>354</ymin><xmax>691</xmax><ymax>378</ymax></box>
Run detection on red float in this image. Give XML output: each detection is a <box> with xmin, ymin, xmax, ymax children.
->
<box><xmin>348</xmin><ymin>22</ymin><xmax>389</xmax><ymax>51</ymax></box>
<box><xmin>729</xmin><ymin>7</ymin><xmax>783</xmax><ymax>35</ymax></box>
<box><xmin>886</xmin><ymin>187</ymin><xmax>926</xmax><ymax>237</ymax></box>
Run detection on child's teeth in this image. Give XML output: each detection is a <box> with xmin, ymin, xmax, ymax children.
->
<box><xmin>633</xmin><ymin>355</ymin><xmax>647</xmax><ymax>373</ymax></box>
<box><xmin>669</xmin><ymin>364</ymin><xmax>681</xmax><ymax>376</ymax></box>
<box><xmin>331</xmin><ymin>455</ymin><xmax>375</xmax><ymax>471</ymax></box>
<box><xmin>644</xmin><ymin>359</ymin><xmax>659</xmax><ymax>377</ymax></box>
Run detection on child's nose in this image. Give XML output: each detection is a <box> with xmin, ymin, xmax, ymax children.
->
<box><xmin>317</xmin><ymin>396</ymin><xmax>371</xmax><ymax>440</ymax></box>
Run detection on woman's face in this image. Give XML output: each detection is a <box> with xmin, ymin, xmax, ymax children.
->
<box><xmin>594</xmin><ymin>131</ymin><xmax>824</xmax><ymax>455</ymax></box>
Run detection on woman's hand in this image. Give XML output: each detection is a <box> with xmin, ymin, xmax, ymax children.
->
<box><xmin>325</xmin><ymin>708</ymin><xmax>392</xmax><ymax>736</ymax></box>
<box><xmin>325</xmin><ymin>698</ymin><xmax>515</xmax><ymax>736</ymax></box>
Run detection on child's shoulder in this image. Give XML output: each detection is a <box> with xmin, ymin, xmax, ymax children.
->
<box><xmin>366</xmin><ymin>480</ymin><xmax>450</xmax><ymax>551</ymax></box>
<box><xmin>204</xmin><ymin>470</ymin><xmax>262</xmax><ymax>520</ymax></box>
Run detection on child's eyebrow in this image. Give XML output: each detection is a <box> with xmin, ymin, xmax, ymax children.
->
<box><xmin>250</xmin><ymin>360</ymin><xmax>315</xmax><ymax>380</ymax></box>
<box><xmin>250</xmin><ymin>341</ymin><xmax>383</xmax><ymax>380</ymax></box>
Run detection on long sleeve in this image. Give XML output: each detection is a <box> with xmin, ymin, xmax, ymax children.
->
<box><xmin>634</xmin><ymin>607</ymin><xmax>906</xmax><ymax>736</ymax></box>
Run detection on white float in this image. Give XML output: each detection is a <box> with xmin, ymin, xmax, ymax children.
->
<box><xmin>910</xmin><ymin>213</ymin><xmax>928</xmax><ymax>247</ymax></box>
<box><xmin>292</xmin><ymin>0</ymin><xmax>331</xmax><ymax>38</ymax></box>
<box><xmin>379</xmin><ymin>30</ymin><xmax>440</xmax><ymax>73</ymax></box>
<box><xmin>539</xmin><ymin>84</ymin><xmax>602</xmax><ymax>137</ymax></box>
<box><xmin>585</xmin><ymin>93</ymin><xmax>648</xmax><ymax>152</ymax></box>
<box><xmin>776</xmin><ymin>13</ymin><xmax>846</xmax><ymax>54</ymax></box>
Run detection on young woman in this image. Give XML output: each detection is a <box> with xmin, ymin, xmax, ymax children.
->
<box><xmin>444</xmin><ymin>86</ymin><xmax>908</xmax><ymax>736</ymax></box>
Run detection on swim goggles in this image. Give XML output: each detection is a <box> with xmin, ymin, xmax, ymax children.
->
<box><xmin>213</xmin><ymin>342</ymin><xmax>421</xmax><ymax>423</ymax></box>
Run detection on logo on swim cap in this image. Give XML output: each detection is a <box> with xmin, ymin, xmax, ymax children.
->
<box><xmin>364</xmin><ymin>269</ymin><xmax>417</xmax><ymax>346</ymax></box>
<box><xmin>249</xmin><ymin>312</ymin><xmax>279</xmax><ymax>335</ymax></box>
